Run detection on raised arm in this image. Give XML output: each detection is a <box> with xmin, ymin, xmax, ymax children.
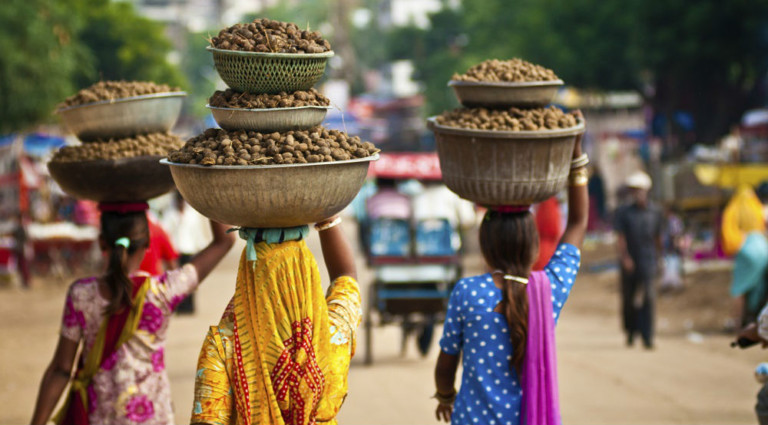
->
<box><xmin>317</xmin><ymin>216</ymin><xmax>357</xmax><ymax>281</ymax></box>
<box><xmin>189</xmin><ymin>220</ymin><xmax>236</xmax><ymax>282</ymax></box>
<box><xmin>559</xmin><ymin>126</ymin><xmax>589</xmax><ymax>250</ymax></box>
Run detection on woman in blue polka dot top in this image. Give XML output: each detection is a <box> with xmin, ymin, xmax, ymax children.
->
<box><xmin>433</xmin><ymin>131</ymin><xmax>588</xmax><ymax>425</ymax></box>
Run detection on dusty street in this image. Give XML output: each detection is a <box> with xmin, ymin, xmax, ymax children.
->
<box><xmin>1</xmin><ymin>223</ymin><xmax>765</xmax><ymax>424</ymax></box>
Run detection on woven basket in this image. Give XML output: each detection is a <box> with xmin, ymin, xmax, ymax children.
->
<box><xmin>207</xmin><ymin>47</ymin><xmax>334</xmax><ymax>94</ymax></box>
<box><xmin>428</xmin><ymin>118</ymin><xmax>585</xmax><ymax>206</ymax></box>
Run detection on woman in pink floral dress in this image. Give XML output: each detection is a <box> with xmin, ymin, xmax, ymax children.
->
<box><xmin>31</xmin><ymin>203</ymin><xmax>235</xmax><ymax>425</ymax></box>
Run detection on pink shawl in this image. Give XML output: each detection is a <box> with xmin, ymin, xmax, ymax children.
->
<box><xmin>521</xmin><ymin>270</ymin><xmax>560</xmax><ymax>425</ymax></box>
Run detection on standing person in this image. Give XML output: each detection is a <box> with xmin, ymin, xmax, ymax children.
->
<box><xmin>433</xmin><ymin>131</ymin><xmax>588</xmax><ymax>425</ymax></box>
<box><xmin>13</xmin><ymin>211</ymin><xmax>30</xmax><ymax>288</ymax></box>
<box><xmin>722</xmin><ymin>186</ymin><xmax>768</xmax><ymax>326</ymax></box>
<box><xmin>191</xmin><ymin>216</ymin><xmax>361</xmax><ymax>425</ymax></box>
<box><xmin>30</xmin><ymin>202</ymin><xmax>235</xmax><ymax>425</ymax></box>
<box><xmin>660</xmin><ymin>207</ymin><xmax>685</xmax><ymax>293</ymax></box>
<box><xmin>163</xmin><ymin>193</ymin><xmax>213</xmax><ymax>313</ymax></box>
<box><xmin>614</xmin><ymin>171</ymin><xmax>663</xmax><ymax>349</ymax></box>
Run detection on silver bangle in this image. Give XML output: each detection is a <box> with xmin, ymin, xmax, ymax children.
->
<box><xmin>571</xmin><ymin>153</ymin><xmax>589</xmax><ymax>169</ymax></box>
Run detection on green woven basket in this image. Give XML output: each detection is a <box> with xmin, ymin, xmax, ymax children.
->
<box><xmin>207</xmin><ymin>47</ymin><xmax>334</xmax><ymax>94</ymax></box>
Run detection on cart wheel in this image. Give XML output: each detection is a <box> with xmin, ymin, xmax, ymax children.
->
<box><xmin>417</xmin><ymin>315</ymin><xmax>436</xmax><ymax>357</ymax></box>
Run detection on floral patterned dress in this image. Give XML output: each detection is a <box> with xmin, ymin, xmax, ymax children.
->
<box><xmin>60</xmin><ymin>264</ymin><xmax>199</xmax><ymax>425</ymax></box>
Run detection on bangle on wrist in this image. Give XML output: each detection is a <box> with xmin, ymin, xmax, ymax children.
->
<box><xmin>568</xmin><ymin>167</ymin><xmax>589</xmax><ymax>187</ymax></box>
<box><xmin>315</xmin><ymin>217</ymin><xmax>342</xmax><ymax>232</ymax></box>
<box><xmin>433</xmin><ymin>389</ymin><xmax>457</xmax><ymax>405</ymax></box>
<box><xmin>571</xmin><ymin>153</ymin><xmax>589</xmax><ymax>170</ymax></box>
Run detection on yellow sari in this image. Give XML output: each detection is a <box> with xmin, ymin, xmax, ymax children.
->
<box><xmin>192</xmin><ymin>240</ymin><xmax>361</xmax><ymax>425</ymax></box>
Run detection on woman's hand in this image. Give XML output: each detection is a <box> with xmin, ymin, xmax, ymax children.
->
<box><xmin>435</xmin><ymin>401</ymin><xmax>453</xmax><ymax>423</ymax></box>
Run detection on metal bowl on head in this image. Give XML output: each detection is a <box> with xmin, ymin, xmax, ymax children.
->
<box><xmin>48</xmin><ymin>156</ymin><xmax>176</xmax><ymax>202</ymax></box>
<box><xmin>57</xmin><ymin>92</ymin><xmax>186</xmax><ymax>141</ymax></box>
<box><xmin>162</xmin><ymin>154</ymin><xmax>378</xmax><ymax>228</ymax></box>
<box><xmin>448</xmin><ymin>80</ymin><xmax>563</xmax><ymax>108</ymax></box>
<box><xmin>428</xmin><ymin>118</ymin><xmax>585</xmax><ymax>206</ymax></box>
<box><xmin>207</xmin><ymin>105</ymin><xmax>330</xmax><ymax>132</ymax></box>
<box><xmin>207</xmin><ymin>47</ymin><xmax>334</xmax><ymax>94</ymax></box>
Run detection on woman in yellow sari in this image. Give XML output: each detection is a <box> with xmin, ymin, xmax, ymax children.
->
<box><xmin>192</xmin><ymin>216</ymin><xmax>361</xmax><ymax>425</ymax></box>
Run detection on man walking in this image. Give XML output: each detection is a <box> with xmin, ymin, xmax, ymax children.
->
<box><xmin>614</xmin><ymin>171</ymin><xmax>663</xmax><ymax>349</ymax></box>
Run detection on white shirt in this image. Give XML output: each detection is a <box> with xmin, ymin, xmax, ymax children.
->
<box><xmin>412</xmin><ymin>185</ymin><xmax>476</xmax><ymax>228</ymax></box>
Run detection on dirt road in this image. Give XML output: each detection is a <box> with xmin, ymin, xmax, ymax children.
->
<box><xmin>1</xmin><ymin>224</ymin><xmax>764</xmax><ymax>424</ymax></box>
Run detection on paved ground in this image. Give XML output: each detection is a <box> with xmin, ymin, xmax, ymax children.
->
<box><xmin>1</xmin><ymin>222</ymin><xmax>766</xmax><ymax>424</ymax></box>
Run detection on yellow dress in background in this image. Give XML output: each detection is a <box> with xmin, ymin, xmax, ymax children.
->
<box><xmin>192</xmin><ymin>241</ymin><xmax>361</xmax><ymax>425</ymax></box>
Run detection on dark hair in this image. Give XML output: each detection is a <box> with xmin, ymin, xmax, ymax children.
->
<box><xmin>479</xmin><ymin>210</ymin><xmax>539</xmax><ymax>374</ymax></box>
<box><xmin>100</xmin><ymin>211</ymin><xmax>149</xmax><ymax>314</ymax></box>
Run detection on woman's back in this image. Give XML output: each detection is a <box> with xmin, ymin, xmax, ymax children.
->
<box><xmin>61</xmin><ymin>265</ymin><xmax>198</xmax><ymax>424</ymax></box>
<box><xmin>439</xmin><ymin>243</ymin><xmax>580</xmax><ymax>425</ymax></box>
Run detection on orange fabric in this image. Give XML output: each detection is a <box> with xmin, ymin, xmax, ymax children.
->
<box><xmin>534</xmin><ymin>197</ymin><xmax>562</xmax><ymax>271</ymax></box>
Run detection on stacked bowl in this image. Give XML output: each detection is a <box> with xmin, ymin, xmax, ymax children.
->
<box><xmin>49</xmin><ymin>81</ymin><xmax>186</xmax><ymax>202</ymax></box>
<box><xmin>428</xmin><ymin>59</ymin><xmax>585</xmax><ymax>206</ymax></box>
<box><xmin>164</xmin><ymin>18</ymin><xmax>379</xmax><ymax>228</ymax></box>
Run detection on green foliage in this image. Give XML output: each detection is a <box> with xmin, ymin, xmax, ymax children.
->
<box><xmin>393</xmin><ymin>0</ymin><xmax>768</xmax><ymax>144</ymax></box>
<box><xmin>73</xmin><ymin>0</ymin><xmax>186</xmax><ymax>89</ymax></box>
<box><xmin>181</xmin><ymin>31</ymin><xmax>218</xmax><ymax>118</ymax></box>
<box><xmin>0</xmin><ymin>0</ymin><xmax>89</xmax><ymax>134</ymax></box>
<box><xmin>0</xmin><ymin>0</ymin><xmax>186</xmax><ymax>134</ymax></box>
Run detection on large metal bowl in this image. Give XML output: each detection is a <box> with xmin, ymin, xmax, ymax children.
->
<box><xmin>428</xmin><ymin>118</ymin><xmax>585</xmax><ymax>206</ymax></box>
<box><xmin>56</xmin><ymin>92</ymin><xmax>186</xmax><ymax>141</ymax></box>
<box><xmin>207</xmin><ymin>47</ymin><xmax>333</xmax><ymax>94</ymax></box>
<box><xmin>207</xmin><ymin>105</ymin><xmax>330</xmax><ymax>132</ymax></box>
<box><xmin>448</xmin><ymin>80</ymin><xmax>563</xmax><ymax>108</ymax></box>
<box><xmin>48</xmin><ymin>155</ymin><xmax>175</xmax><ymax>202</ymax></box>
<box><xmin>162</xmin><ymin>154</ymin><xmax>378</xmax><ymax>228</ymax></box>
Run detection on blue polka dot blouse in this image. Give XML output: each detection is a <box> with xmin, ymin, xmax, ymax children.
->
<box><xmin>439</xmin><ymin>243</ymin><xmax>581</xmax><ymax>425</ymax></box>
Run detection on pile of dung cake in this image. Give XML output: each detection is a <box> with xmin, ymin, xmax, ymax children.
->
<box><xmin>169</xmin><ymin>18</ymin><xmax>378</xmax><ymax>167</ymax></box>
<box><xmin>49</xmin><ymin>81</ymin><xmax>186</xmax><ymax>202</ymax></box>
<box><xmin>428</xmin><ymin>58</ymin><xmax>585</xmax><ymax>206</ymax></box>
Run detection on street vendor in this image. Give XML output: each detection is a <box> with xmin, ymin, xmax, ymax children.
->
<box><xmin>30</xmin><ymin>202</ymin><xmax>235</xmax><ymax>425</ymax></box>
<box><xmin>191</xmin><ymin>216</ymin><xmax>361</xmax><ymax>425</ymax></box>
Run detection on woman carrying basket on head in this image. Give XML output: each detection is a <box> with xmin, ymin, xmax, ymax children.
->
<box><xmin>31</xmin><ymin>202</ymin><xmax>236</xmax><ymax>425</ymax></box>
<box><xmin>191</xmin><ymin>215</ymin><xmax>361</xmax><ymax>425</ymax></box>
<box><xmin>433</xmin><ymin>130</ymin><xmax>589</xmax><ymax>425</ymax></box>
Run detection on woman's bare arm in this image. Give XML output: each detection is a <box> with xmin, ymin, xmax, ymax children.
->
<box><xmin>31</xmin><ymin>336</ymin><xmax>79</xmax><ymax>425</ymax></box>
<box><xmin>559</xmin><ymin>125</ymin><xmax>589</xmax><ymax>250</ymax></box>
<box><xmin>318</xmin><ymin>216</ymin><xmax>357</xmax><ymax>281</ymax></box>
<box><xmin>189</xmin><ymin>220</ymin><xmax>236</xmax><ymax>282</ymax></box>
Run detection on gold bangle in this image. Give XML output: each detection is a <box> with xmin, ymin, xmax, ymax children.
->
<box><xmin>315</xmin><ymin>217</ymin><xmax>342</xmax><ymax>232</ymax></box>
<box><xmin>569</xmin><ymin>167</ymin><xmax>589</xmax><ymax>187</ymax></box>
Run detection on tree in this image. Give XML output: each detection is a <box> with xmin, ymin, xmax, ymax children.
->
<box><xmin>0</xmin><ymin>0</ymin><xmax>187</xmax><ymax>134</ymax></box>
<box><xmin>393</xmin><ymin>0</ymin><xmax>768</xmax><ymax>146</ymax></box>
<box><xmin>0</xmin><ymin>0</ymin><xmax>89</xmax><ymax>134</ymax></box>
<box><xmin>72</xmin><ymin>0</ymin><xmax>186</xmax><ymax>89</ymax></box>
